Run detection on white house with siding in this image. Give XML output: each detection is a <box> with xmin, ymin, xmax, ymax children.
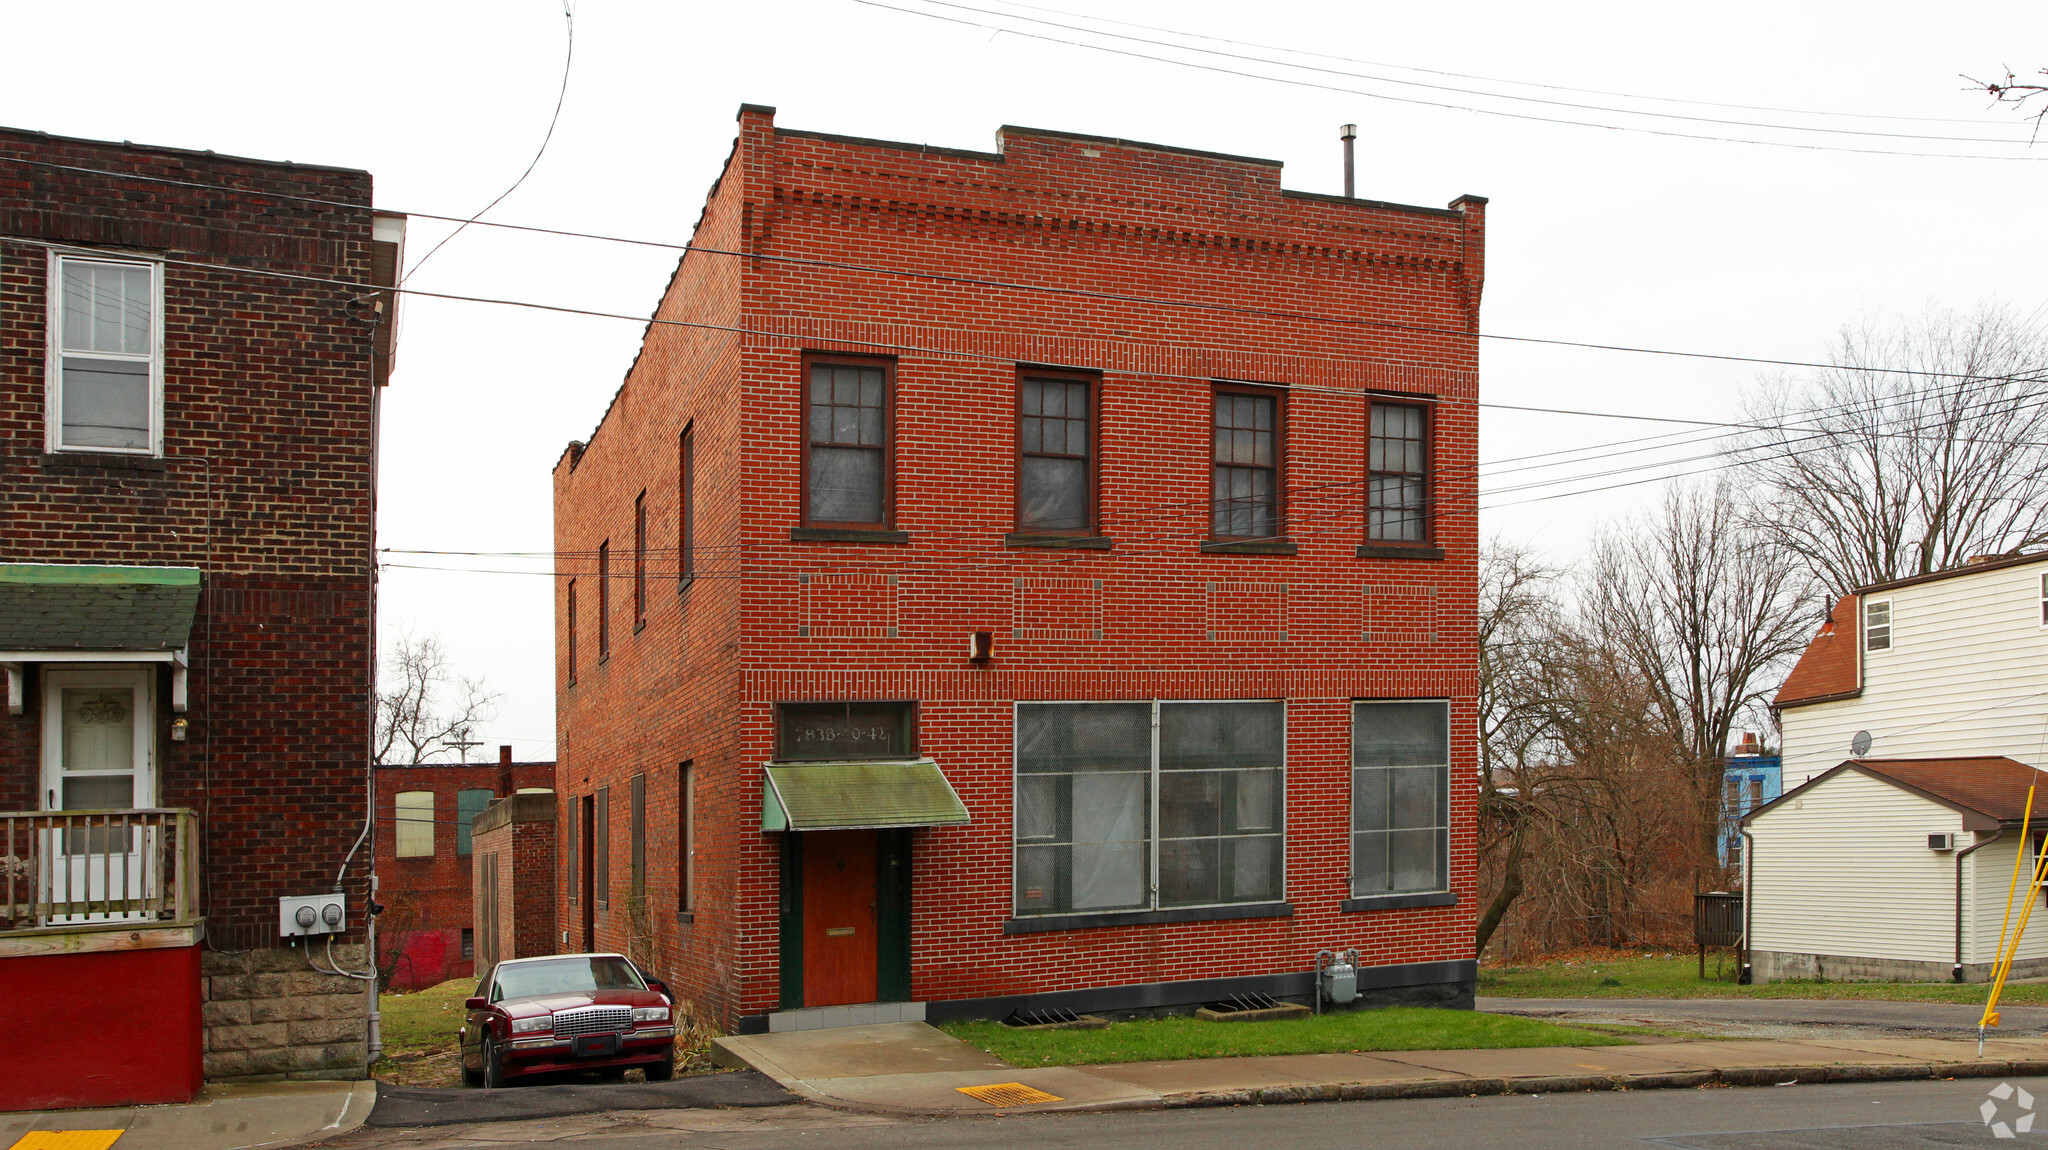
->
<box><xmin>1747</xmin><ymin>553</ymin><xmax>2048</xmax><ymax>983</ymax></box>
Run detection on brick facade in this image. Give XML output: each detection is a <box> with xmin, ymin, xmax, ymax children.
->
<box><xmin>472</xmin><ymin>791</ymin><xmax>559</xmax><ymax>973</ymax></box>
<box><xmin>554</xmin><ymin>106</ymin><xmax>1484</xmax><ymax>1032</ymax></box>
<box><xmin>374</xmin><ymin>754</ymin><xmax>554</xmax><ymax>990</ymax></box>
<box><xmin>0</xmin><ymin>127</ymin><xmax>396</xmax><ymax>1084</ymax></box>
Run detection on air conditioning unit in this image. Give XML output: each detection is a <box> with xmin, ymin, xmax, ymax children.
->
<box><xmin>1928</xmin><ymin>833</ymin><xmax>1958</xmax><ymax>852</ymax></box>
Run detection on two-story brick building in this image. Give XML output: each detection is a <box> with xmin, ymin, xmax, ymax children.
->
<box><xmin>554</xmin><ymin>106</ymin><xmax>1484</xmax><ymax>1033</ymax></box>
<box><xmin>375</xmin><ymin>748</ymin><xmax>553</xmax><ymax>990</ymax></box>
<box><xmin>0</xmin><ymin>128</ymin><xmax>399</xmax><ymax>1106</ymax></box>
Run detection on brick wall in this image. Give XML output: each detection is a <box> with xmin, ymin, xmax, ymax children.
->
<box><xmin>374</xmin><ymin>760</ymin><xmax>554</xmax><ymax>989</ymax></box>
<box><xmin>472</xmin><ymin>792</ymin><xmax>558</xmax><ymax>973</ymax></box>
<box><xmin>554</xmin><ymin>107</ymin><xmax>1484</xmax><ymax>1031</ymax></box>
<box><xmin>0</xmin><ymin>127</ymin><xmax>392</xmax><ymax>1078</ymax></box>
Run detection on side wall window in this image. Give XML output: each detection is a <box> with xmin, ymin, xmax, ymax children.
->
<box><xmin>630</xmin><ymin>773</ymin><xmax>647</xmax><ymax>898</ymax></box>
<box><xmin>677</xmin><ymin>761</ymin><xmax>695</xmax><ymax>917</ymax></box>
<box><xmin>597</xmin><ymin>540</ymin><xmax>612</xmax><ymax>661</ymax></box>
<box><xmin>805</xmin><ymin>358</ymin><xmax>892</xmax><ymax>527</ymax></box>
<box><xmin>564</xmin><ymin>795</ymin><xmax>580</xmax><ymax>904</ymax></box>
<box><xmin>1351</xmin><ymin>700</ymin><xmax>1450</xmax><ymax>897</ymax></box>
<box><xmin>565</xmin><ymin>579</ymin><xmax>578</xmax><ymax>687</ymax></box>
<box><xmin>633</xmin><ymin>492</ymin><xmax>647</xmax><ymax>631</ymax></box>
<box><xmin>394</xmin><ymin>790</ymin><xmax>435</xmax><ymax>858</ymax></box>
<box><xmin>595</xmin><ymin>785</ymin><xmax>611</xmax><ymax>910</ymax></box>
<box><xmin>1211</xmin><ymin>388</ymin><xmax>1282</xmax><ymax>539</ymax></box>
<box><xmin>1865</xmin><ymin>598</ymin><xmax>1892</xmax><ymax>651</ymax></box>
<box><xmin>49</xmin><ymin>253</ymin><xmax>162</xmax><ymax>455</ymax></box>
<box><xmin>679</xmin><ymin>423</ymin><xmax>696</xmax><ymax>587</ymax></box>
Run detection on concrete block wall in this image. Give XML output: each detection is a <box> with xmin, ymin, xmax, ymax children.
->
<box><xmin>201</xmin><ymin>945</ymin><xmax>370</xmax><ymax>1081</ymax></box>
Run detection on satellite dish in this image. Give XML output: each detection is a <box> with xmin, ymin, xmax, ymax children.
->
<box><xmin>1851</xmin><ymin>730</ymin><xmax>1873</xmax><ymax>757</ymax></box>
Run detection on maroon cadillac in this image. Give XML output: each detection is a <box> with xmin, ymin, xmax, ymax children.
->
<box><xmin>461</xmin><ymin>954</ymin><xmax>677</xmax><ymax>1087</ymax></box>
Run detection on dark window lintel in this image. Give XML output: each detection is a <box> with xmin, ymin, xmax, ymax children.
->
<box><xmin>1004</xmin><ymin>901</ymin><xmax>1293</xmax><ymax>934</ymax></box>
<box><xmin>1341</xmin><ymin>891</ymin><xmax>1457</xmax><ymax>913</ymax></box>
<box><xmin>790</xmin><ymin>527</ymin><xmax>911</xmax><ymax>544</ymax></box>
<box><xmin>1357</xmin><ymin>544</ymin><xmax>1446</xmax><ymax>561</ymax></box>
<box><xmin>1005</xmin><ymin>533</ymin><xmax>1114</xmax><ymax>550</ymax></box>
<box><xmin>1201</xmin><ymin>539</ymin><xmax>1298</xmax><ymax>555</ymax></box>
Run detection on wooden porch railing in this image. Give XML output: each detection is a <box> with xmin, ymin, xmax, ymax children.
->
<box><xmin>0</xmin><ymin>808</ymin><xmax>199</xmax><ymax>932</ymax></box>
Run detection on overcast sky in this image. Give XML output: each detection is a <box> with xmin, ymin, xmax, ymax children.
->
<box><xmin>6</xmin><ymin>1</ymin><xmax>2044</xmax><ymax>760</ymax></box>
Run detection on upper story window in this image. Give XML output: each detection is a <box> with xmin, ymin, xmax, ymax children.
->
<box><xmin>49</xmin><ymin>253</ymin><xmax>162</xmax><ymax>455</ymax></box>
<box><xmin>597</xmin><ymin>540</ymin><xmax>611</xmax><ymax>662</ymax></box>
<box><xmin>678</xmin><ymin>423</ymin><xmax>696</xmax><ymax>588</ymax></box>
<box><xmin>633</xmin><ymin>491</ymin><xmax>648</xmax><ymax>632</ymax></box>
<box><xmin>1368</xmin><ymin>403</ymin><xmax>1429</xmax><ymax>543</ymax></box>
<box><xmin>806</xmin><ymin>357</ymin><xmax>892</xmax><ymax>527</ymax></box>
<box><xmin>565</xmin><ymin>578</ymin><xmax>578</xmax><ymax>687</ymax></box>
<box><xmin>1017</xmin><ymin>373</ymin><xmax>1094</xmax><ymax>533</ymax></box>
<box><xmin>1211</xmin><ymin>386</ymin><xmax>1282</xmax><ymax>539</ymax></box>
<box><xmin>394</xmin><ymin>790</ymin><xmax>435</xmax><ymax>858</ymax></box>
<box><xmin>456</xmin><ymin>788</ymin><xmax>494</xmax><ymax>856</ymax></box>
<box><xmin>775</xmin><ymin>700</ymin><xmax>916</xmax><ymax>761</ymax></box>
<box><xmin>1865</xmin><ymin>598</ymin><xmax>1892</xmax><ymax>651</ymax></box>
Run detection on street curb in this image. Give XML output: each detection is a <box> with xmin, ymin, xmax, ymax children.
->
<box><xmin>779</xmin><ymin>1058</ymin><xmax>2048</xmax><ymax>1118</ymax></box>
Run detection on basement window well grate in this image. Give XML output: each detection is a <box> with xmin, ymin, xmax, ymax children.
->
<box><xmin>1001</xmin><ymin>1007</ymin><xmax>1108</xmax><ymax>1030</ymax></box>
<box><xmin>1195</xmin><ymin>993</ymin><xmax>1312</xmax><ymax>1023</ymax></box>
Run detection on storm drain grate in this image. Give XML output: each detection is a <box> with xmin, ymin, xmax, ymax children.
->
<box><xmin>955</xmin><ymin>1082</ymin><xmax>1065</xmax><ymax>1106</ymax></box>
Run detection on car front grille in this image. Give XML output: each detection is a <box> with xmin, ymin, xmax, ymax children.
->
<box><xmin>552</xmin><ymin>1006</ymin><xmax>632</xmax><ymax>1038</ymax></box>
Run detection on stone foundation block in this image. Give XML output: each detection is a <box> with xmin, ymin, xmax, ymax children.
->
<box><xmin>209</xmin><ymin>1022</ymin><xmax>289</xmax><ymax>1052</ymax></box>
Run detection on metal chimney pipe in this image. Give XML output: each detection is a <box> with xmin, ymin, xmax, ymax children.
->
<box><xmin>1340</xmin><ymin>123</ymin><xmax>1357</xmax><ymax>198</ymax></box>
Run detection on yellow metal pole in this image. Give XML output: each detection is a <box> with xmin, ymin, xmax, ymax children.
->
<box><xmin>1982</xmin><ymin>785</ymin><xmax>2040</xmax><ymax>1050</ymax></box>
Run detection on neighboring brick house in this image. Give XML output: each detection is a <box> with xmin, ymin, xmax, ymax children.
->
<box><xmin>0</xmin><ymin>128</ymin><xmax>400</xmax><ymax>1107</ymax></box>
<box><xmin>375</xmin><ymin>748</ymin><xmax>553</xmax><ymax>990</ymax></box>
<box><xmin>554</xmin><ymin>106</ymin><xmax>1484</xmax><ymax>1033</ymax></box>
<box><xmin>471</xmin><ymin>790</ymin><xmax>559</xmax><ymax>974</ymax></box>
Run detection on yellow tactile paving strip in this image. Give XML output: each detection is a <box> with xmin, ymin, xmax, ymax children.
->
<box><xmin>8</xmin><ymin>1133</ymin><xmax>125</xmax><ymax>1150</ymax></box>
<box><xmin>954</xmin><ymin>1082</ymin><xmax>1064</xmax><ymax>1106</ymax></box>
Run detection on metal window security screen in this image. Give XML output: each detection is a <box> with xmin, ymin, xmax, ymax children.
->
<box><xmin>456</xmin><ymin>788</ymin><xmax>493</xmax><ymax>856</ymax></box>
<box><xmin>1014</xmin><ymin>701</ymin><xmax>1285</xmax><ymax>916</ymax></box>
<box><xmin>1866</xmin><ymin>599</ymin><xmax>1891</xmax><ymax>651</ymax></box>
<box><xmin>1018</xmin><ymin>377</ymin><xmax>1090</xmax><ymax>532</ymax></box>
<box><xmin>1351</xmin><ymin>701</ymin><xmax>1449</xmax><ymax>897</ymax></box>
<box><xmin>808</xmin><ymin>363</ymin><xmax>887</xmax><ymax>524</ymax></box>
<box><xmin>1368</xmin><ymin>403</ymin><xmax>1428</xmax><ymax>542</ymax></box>
<box><xmin>1212</xmin><ymin>393</ymin><xmax>1278</xmax><ymax>538</ymax></box>
<box><xmin>55</xmin><ymin>256</ymin><xmax>155</xmax><ymax>452</ymax></box>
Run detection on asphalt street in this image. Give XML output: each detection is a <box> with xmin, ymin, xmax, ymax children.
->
<box><xmin>335</xmin><ymin>1076</ymin><xmax>2048</xmax><ymax>1150</ymax></box>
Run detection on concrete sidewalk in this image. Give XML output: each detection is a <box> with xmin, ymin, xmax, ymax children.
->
<box><xmin>2</xmin><ymin>1082</ymin><xmax>373</xmax><ymax>1150</ymax></box>
<box><xmin>710</xmin><ymin>1021</ymin><xmax>2048</xmax><ymax>1117</ymax></box>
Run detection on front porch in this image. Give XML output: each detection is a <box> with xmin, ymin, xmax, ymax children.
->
<box><xmin>0</xmin><ymin>807</ymin><xmax>205</xmax><ymax>1111</ymax></box>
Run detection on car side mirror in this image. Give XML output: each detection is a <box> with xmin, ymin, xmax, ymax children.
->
<box><xmin>645</xmin><ymin>978</ymin><xmax>670</xmax><ymax>1000</ymax></box>
<box><xmin>465</xmin><ymin>996</ymin><xmax>487</xmax><ymax>1010</ymax></box>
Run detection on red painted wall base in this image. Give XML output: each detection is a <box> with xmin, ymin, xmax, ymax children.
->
<box><xmin>0</xmin><ymin>944</ymin><xmax>204</xmax><ymax>1110</ymax></box>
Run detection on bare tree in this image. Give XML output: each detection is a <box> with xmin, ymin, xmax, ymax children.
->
<box><xmin>1581</xmin><ymin>481</ymin><xmax>1816</xmax><ymax>859</ymax></box>
<box><xmin>374</xmin><ymin>633</ymin><xmax>501</xmax><ymax>765</ymax></box>
<box><xmin>1964</xmin><ymin>66</ymin><xmax>2048</xmax><ymax>134</ymax></box>
<box><xmin>1474</xmin><ymin>541</ymin><xmax>1561</xmax><ymax>952</ymax></box>
<box><xmin>1739</xmin><ymin>305</ymin><xmax>2048</xmax><ymax>594</ymax></box>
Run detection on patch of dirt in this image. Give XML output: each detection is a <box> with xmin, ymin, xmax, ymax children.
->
<box><xmin>375</xmin><ymin>1047</ymin><xmax>465</xmax><ymax>1088</ymax></box>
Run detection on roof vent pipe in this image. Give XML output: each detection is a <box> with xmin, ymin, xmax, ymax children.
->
<box><xmin>1340</xmin><ymin>124</ymin><xmax>1357</xmax><ymax>198</ymax></box>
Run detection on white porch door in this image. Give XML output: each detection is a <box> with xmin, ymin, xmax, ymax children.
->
<box><xmin>39</xmin><ymin>666</ymin><xmax>158</xmax><ymax>923</ymax></box>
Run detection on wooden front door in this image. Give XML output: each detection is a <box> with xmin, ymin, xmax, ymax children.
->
<box><xmin>801</xmin><ymin>830</ymin><xmax>878</xmax><ymax>1007</ymax></box>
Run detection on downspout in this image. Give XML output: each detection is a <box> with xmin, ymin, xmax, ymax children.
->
<box><xmin>1738</xmin><ymin>824</ymin><xmax>1755</xmax><ymax>984</ymax></box>
<box><xmin>1957</xmin><ymin>830</ymin><xmax>2003</xmax><ymax>983</ymax></box>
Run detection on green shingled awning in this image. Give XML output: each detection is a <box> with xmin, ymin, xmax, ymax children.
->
<box><xmin>0</xmin><ymin>565</ymin><xmax>201</xmax><ymax>651</ymax></box>
<box><xmin>762</xmin><ymin>759</ymin><xmax>970</xmax><ymax>832</ymax></box>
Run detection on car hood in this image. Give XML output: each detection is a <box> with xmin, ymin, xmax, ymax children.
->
<box><xmin>496</xmin><ymin>990</ymin><xmax>663</xmax><ymax>1018</ymax></box>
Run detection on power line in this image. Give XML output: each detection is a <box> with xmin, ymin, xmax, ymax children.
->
<box><xmin>891</xmin><ymin>0</ymin><xmax>2038</xmax><ymax>146</ymax></box>
<box><xmin>848</xmin><ymin>0</ymin><xmax>2048</xmax><ymax>163</ymax></box>
<box><xmin>7</xmin><ymin>155</ymin><xmax>2045</xmax><ymax>388</ymax></box>
<box><xmin>979</xmin><ymin>0</ymin><xmax>2010</xmax><ymax>127</ymax></box>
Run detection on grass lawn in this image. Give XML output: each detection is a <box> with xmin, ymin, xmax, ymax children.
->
<box><xmin>941</xmin><ymin>1007</ymin><xmax>1625</xmax><ymax>1067</ymax></box>
<box><xmin>1481</xmin><ymin>947</ymin><xmax>2048</xmax><ymax>1005</ymax></box>
<box><xmin>373</xmin><ymin>978</ymin><xmax>474</xmax><ymax>1086</ymax></box>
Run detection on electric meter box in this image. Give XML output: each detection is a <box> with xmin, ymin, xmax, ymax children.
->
<box><xmin>279</xmin><ymin>892</ymin><xmax>348</xmax><ymax>938</ymax></box>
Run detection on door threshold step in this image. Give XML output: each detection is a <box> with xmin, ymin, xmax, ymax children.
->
<box><xmin>768</xmin><ymin>1002</ymin><xmax>927</xmax><ymax>1032</ymax></box>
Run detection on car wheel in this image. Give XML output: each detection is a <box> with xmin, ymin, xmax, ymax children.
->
<box><xmin>643</xmin><ymin>1053</ymin><xmax>675</xmax><ymax>1082</ymax></box>
<box><xmin>481</xmin><ymin>1035</ymin><xmax>508</xmax><ymax>1089</ymax></box>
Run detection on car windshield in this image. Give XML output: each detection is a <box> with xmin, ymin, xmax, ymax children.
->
<box><xmin>493</xmin><ymin>956</ymin><xmax>645</xmax><ymax>1000</ymax></box>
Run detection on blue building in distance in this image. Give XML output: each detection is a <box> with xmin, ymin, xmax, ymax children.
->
<box><xmin>1722</xmin><ymin>734</ymin><xmax>1783</xmax><ymax>867</ymax></box>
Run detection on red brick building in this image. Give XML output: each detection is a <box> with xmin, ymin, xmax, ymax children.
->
<box><xmin>0</xmin><ymin>127</ymin><xmax>400</xmax><ymax>1106</ymax></box>
<box><xmin>375</xmin><ymin>749</ymin><xmax>553</xmax><ymax>990</ymax></box>
<box><xmin>553</xmin><ymin>106</ymin><xmax>1483</xmax><ymax>1033</ymax></box>
<box><xmin>471</xmin><ymin>790</ymin><xmax>559</xmax><ymax>973</ymax></box>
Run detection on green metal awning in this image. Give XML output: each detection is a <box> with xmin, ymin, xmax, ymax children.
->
<box><xmin>761</xmin><ymin>759</ymin><xmax>971</xmax><ymax>832</ymax></box>
<box><xmin>0</xmin><ymin>564</ymin><xmax>201</xmax><ymax>650</ymax></box>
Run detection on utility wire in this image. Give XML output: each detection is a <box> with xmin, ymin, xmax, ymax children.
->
<box><xmin>400</xmin><ymin>1</ymin><xmax>576</xmax><ymax>285</ymax></box>
<box><xmin>889</xmin><ymin>0</ymin><xmax>2038</xmax><ymax>146</ymax></box>
<box><xmin>7</xmin><ymin>154</ymin><xmax>2044</xmax><ymax>388</ymax></box>
<box><xmin>848</xmin><ymin>0</ymin><xmax>2048</xmax><ymax>162</ymax></box>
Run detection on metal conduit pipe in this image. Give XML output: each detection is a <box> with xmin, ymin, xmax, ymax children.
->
<box><xmin>1738</xmin><ymin>824</ymin><xmax>1756</xmax><ymax>985</ymax></box>
<box><xmin>1957</xmin><ymin>831</ymin><xmax>2004</xmax><ymax>983</ymax></box>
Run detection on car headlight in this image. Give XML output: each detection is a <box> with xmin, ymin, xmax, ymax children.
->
<box><xmin>632</xmin><ymin>1006</ymin><xmax>670</xmax><ymax>1023</ymax></box>
<box><xmin>509</xmin><ymin>1015</ymin><xmax>552</xmax><ymax>1034</ymax></box>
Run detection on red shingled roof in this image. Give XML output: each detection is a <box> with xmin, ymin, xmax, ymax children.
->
<box><xmin>1773</xmin><ymin>593</ymin><xmax>1862</xmax><ymax>709</ymax></box>
<box><xmin>1852</xmin><ymin>757</ymin><xmax>2048</xmax><ymax>826</ymax></box>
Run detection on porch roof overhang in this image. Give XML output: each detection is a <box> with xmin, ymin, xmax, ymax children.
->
<box><xmin>0</xmin><ymin>564</ymin><xmax>200</xmax><ymax>715</ymax></box>
<box><xmin>761</xmin><ymin>758</ymin><xmax>971</xmax><ymax>832</ymax></box>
